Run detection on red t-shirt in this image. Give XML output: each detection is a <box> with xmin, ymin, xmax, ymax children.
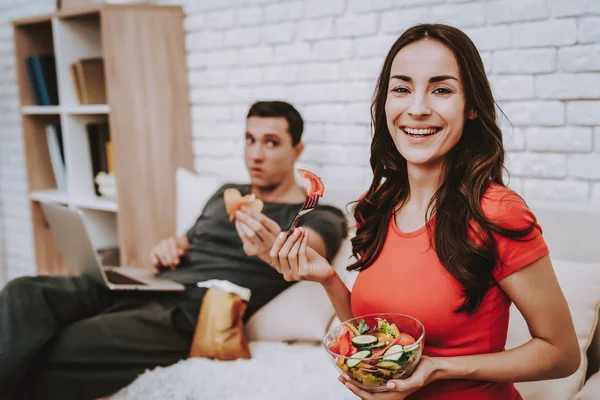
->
<box><xmin>351</xmin><ymin>185</ymin><xmax>549</xmax><ymax>400</ymax></box>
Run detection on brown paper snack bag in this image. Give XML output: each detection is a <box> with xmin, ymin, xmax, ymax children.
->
<box><xmin>189</xmin><ymin>281</ymin><xmax>252</xmax><ymax>360</ymax></box>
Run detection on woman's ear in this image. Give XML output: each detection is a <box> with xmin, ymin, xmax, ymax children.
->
<box><xmin>468</xmin><ymin>109</ymin><xmax>477</xmax><ymax>120</ymax></box>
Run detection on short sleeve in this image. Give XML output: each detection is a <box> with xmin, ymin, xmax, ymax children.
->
<box><xmin>298</xmin><ymin>205</ymin><xmax>347</xmax><ymax>261</ymax></box>
<box><xmin>185</xmin><ymin>184</ymin><xmax>230</xmax><ymax>243</ymax></box>
<box><xmin>481</xmin><ymin>186</ymin><xmax>549</xmax><ymax>282</ymax></box>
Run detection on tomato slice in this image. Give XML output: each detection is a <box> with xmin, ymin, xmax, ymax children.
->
<box><xmin>328</xmin><ymin>341</ymin><xmax>342</xmax><ymax>354</ymax></box>
<box><xmin>396</xmin><ymin>332</ymin><xmax>416</xmax><ymax>346</ymax></box>
<box><xmin>297</xmin><ymin>168</ymin><xmax>325</xmax><ymax>197</ymax></box>
<box><xmin>339</xmin><ymin>338</ymin><xmax>350</xmax><ymax>357</ymax></box>
<box><xmin>371</xmin><ymin>348</ymin><xmax>386</xmax><ymax>358</ymax></box>
<box><xmin>338</xmin><ymin>332</ymin><xmax>353</xmax><ymax>357</ymax></box>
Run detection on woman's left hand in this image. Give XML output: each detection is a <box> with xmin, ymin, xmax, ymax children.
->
<box><xmin>339</xmin><ymin>356</ymin><xmax>439</xmax><ymax>400</ymax></box>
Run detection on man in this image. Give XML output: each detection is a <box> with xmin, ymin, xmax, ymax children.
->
<box><xmin>0</xmin><ymin>101</ymin><xmax>346</xmax><ymax>400</ymax></box>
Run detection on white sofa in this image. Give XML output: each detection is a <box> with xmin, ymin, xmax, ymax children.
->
<box><xmin>111</xmin><ymin>169</ymin><xmax>600</xmax><ymax>400</ymax></box>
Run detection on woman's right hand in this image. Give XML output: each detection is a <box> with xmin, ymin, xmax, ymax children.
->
<box><xmin>269</xmin><ymin>227</ymin><xmax>336</xmax><ymax>284</ymax></box>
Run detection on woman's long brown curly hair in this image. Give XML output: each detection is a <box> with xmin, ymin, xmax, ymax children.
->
<box><xmin>349</xmin><ymin>24</ymin><xmax>536</xmax><ymax>314</ymax></box>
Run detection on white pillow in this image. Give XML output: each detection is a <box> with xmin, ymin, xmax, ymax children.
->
<box><xmin>573</xmin><ymin>370</ymin><xmax>600</xmax><ymax>400</ymax></box>
<box><xmin>507</xmin><ymin>259</ymin><xmax>600</xmax><ymax>400</ymax></box>
<box><xmin>176</xmin><ymin>168</ymin><xmax>220</xmax><ymax>236</ymax></box>
<box><xmin>245</xmin><ymin>281</ymin><xmax>335</xmax><ymax>343</ymax></box>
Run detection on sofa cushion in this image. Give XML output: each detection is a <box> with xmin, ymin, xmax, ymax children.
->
<box><xmin>529</xmin><ymin>201</ymin><xmax>600</xmax><ymax>265</ymax></box>
<box><xmin>573</xmin><ymin>370</ymin><xmax>600</xmax><ymax>400</ymax></box>
<box><xmin>508</xmin><ymin>259</ymin><xmax>600</xmax><ymax>400</ymax></box>
<box><xmin>246</xmin><ymin>239</ymin><xmax>354</xmax><ymax>342</ymax></box>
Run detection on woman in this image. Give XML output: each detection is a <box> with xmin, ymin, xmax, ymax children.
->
<box><xmin>269</xmin><ymin>24</ymin><xmax>580</xmax><ymax>400</ymax></box>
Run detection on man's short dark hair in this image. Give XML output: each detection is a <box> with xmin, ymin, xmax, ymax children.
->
<box><xmin>247</xmin><ymin>101</ymin><xmax>304</xmax><ymax>146</ymax></box>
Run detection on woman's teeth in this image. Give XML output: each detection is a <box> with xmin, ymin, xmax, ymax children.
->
<box><xmin>403</xmin><ymin>127</ymin><xmax>440</xmax><ymax>137</ymax></box>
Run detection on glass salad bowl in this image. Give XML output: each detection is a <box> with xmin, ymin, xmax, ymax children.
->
<box><xmin>323</xmin><ymin>313</ymin><xmax>425</xmax><ymax>392</ymax></box>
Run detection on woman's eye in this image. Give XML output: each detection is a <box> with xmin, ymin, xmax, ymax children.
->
<box><xmin>433</xmin><ymin>87</ymin><xmax>452</xmax><ymax>94</ymax></box>
<box><xmin>245</xmin><ymin>137</ymin><xmax>255</xmax><ymax>144</ymax></box>
<box><xmin>391</xmin><ymin>87</ymin><xmax>410</xmax><ymax>93</ymax></box>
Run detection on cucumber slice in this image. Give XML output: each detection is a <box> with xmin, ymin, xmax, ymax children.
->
<box><xmin>351</xmin><ymin>334</ymin><xmax>378</xmax><ymax>348</ymax></box>
<box><xmin>376</xmin><ymin>360</ymin><xmax>401</xmax><ymax>370</ymax></box>
<box><xmin>346</xmin><ymin>350</ymin><xmax>371</xmax><ymax>368</ymax></box>
<box><xmin>370</xmin><ymin>341</ymin><xmax>386</xmax><ymax>349</ymax></box>
<box><xmin>382</xmin><ymin>344</ymin><xmax>404</xmax><ymax>361</ymax></box>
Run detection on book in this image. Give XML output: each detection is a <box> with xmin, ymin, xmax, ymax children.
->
<box><xmin>25</xmin><ymin>57</ymin><xmax>42</xmax><ymax>105</ymax></box>
<box><xmin>25</xmin><ymin>55</ymin><xmax>59</xmax><ymax>105</ymax></box>
<box><xmin>46</xmin><ymin>124</ymin><xmax>67</xmax><ymax>192</ymax></box>
<box><xmin>38</xmin><ymin>56</ymin><xmax>59</xmax><ymax>105</ymax></box>
<box><xmin>106</xmin><ymin>140</ymin><xmax>114</xmax><ymax>174</ymax></box>
<box><xmin>71</xmin><ymin>58</ymin><xmax>106</xmax><ymax>104</ymax></box>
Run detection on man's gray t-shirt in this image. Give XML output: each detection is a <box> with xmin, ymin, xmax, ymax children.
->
<box><xmin>160</xmin><ymin>183</ymin><xmax>347</xmax><ymax>318</ymax></box>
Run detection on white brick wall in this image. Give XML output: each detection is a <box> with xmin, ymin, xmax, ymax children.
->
<box><xmin>1</xmin><ymin>0</ymin><xmax>600</xmax><ymax>281</ymax></box>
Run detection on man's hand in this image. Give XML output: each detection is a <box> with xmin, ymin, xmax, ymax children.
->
<box><xmin>150</xmin><ymin>236</ymin><xmax>190</xmax><ymax>270</ymax></box>
<box><xmin>234</xmin><ymin>205</ymin><xmax>282</xmax><ymax>264</ymax></box>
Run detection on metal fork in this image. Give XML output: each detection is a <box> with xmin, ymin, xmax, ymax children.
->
<box><xmin>285</xmin><ymin>194</ymin><xmax>321</xmax><ymax>238</ymax></box>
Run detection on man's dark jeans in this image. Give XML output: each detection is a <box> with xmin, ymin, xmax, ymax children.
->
<box><xmin>0</xmin><ymin>275</ymin><xmax>200</xmax><ymax>400</ymax></box>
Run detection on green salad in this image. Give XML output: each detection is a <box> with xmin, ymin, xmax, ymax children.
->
<box><xmin>326</xmin><ymin>318</ymin><xmax>423</xmax><ymax>388</ymax></box>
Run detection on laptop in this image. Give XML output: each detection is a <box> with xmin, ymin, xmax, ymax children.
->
<box><xmin>41</xmin><ymin>202</ymin><xmax>185</xmax><ymax>292</ymax></box>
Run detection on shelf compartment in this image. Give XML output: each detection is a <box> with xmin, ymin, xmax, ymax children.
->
<box><xmin>62</xmin><ymin>114</ymin><xmax>110</xmax><ymax>200</ymax></box>
<box><xmin>53</xmin><ymin>12</ymin><xmax>105</xmax><ymax>107</ymax></box>
<box><xmin>22</xmin><ymin>114</ymin><xmax>63</xmax><ymax>192</ymax></box>
<box><xmin>13</xmin><ymin>20</ymin><xmax>58</xmax><ymax>107</ymax></box>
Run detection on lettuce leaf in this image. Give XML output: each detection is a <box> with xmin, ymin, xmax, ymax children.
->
<box><xmin>354</xmin><ymin>370</ymin><xmax>387</xmax><ymax>387</ymax></box>
<box><xmin>376</xmin><ymin>318</ymin><xmax>395</xmax><ymax>335</ymax></box>
<box><xmin>357</xmin><ymin>319</ymin><xmax>369</xmax><ymax>335</ymax></box>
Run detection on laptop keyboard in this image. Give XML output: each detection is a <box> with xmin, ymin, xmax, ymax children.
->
<box><xmin>104</xmin><ymin>270</ymin><xmax>147</xmax><ymax>286</ymax></box>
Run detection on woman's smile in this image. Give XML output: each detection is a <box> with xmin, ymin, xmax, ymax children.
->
<box><xmin>400</xmin><ymin>125</ymin><xmax>443</xmax><ymax>139</ymax></box>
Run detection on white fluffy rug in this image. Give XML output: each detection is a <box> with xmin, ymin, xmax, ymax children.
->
<box><xmin>112</xmin><ymin>342</ymin><xmax>358</xmax><ymax>400</ymax></box>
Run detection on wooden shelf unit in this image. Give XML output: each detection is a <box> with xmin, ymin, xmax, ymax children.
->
<box><xmin>13</xmin><ymin>4</ymin><xmax>194</xmax><ymax>275</ymax></box>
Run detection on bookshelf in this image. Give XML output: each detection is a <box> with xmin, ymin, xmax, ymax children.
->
<box><xmin>13</xmin><ymin>4</ymin><xmax>194</xmax><ymax>275</ymax></box>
